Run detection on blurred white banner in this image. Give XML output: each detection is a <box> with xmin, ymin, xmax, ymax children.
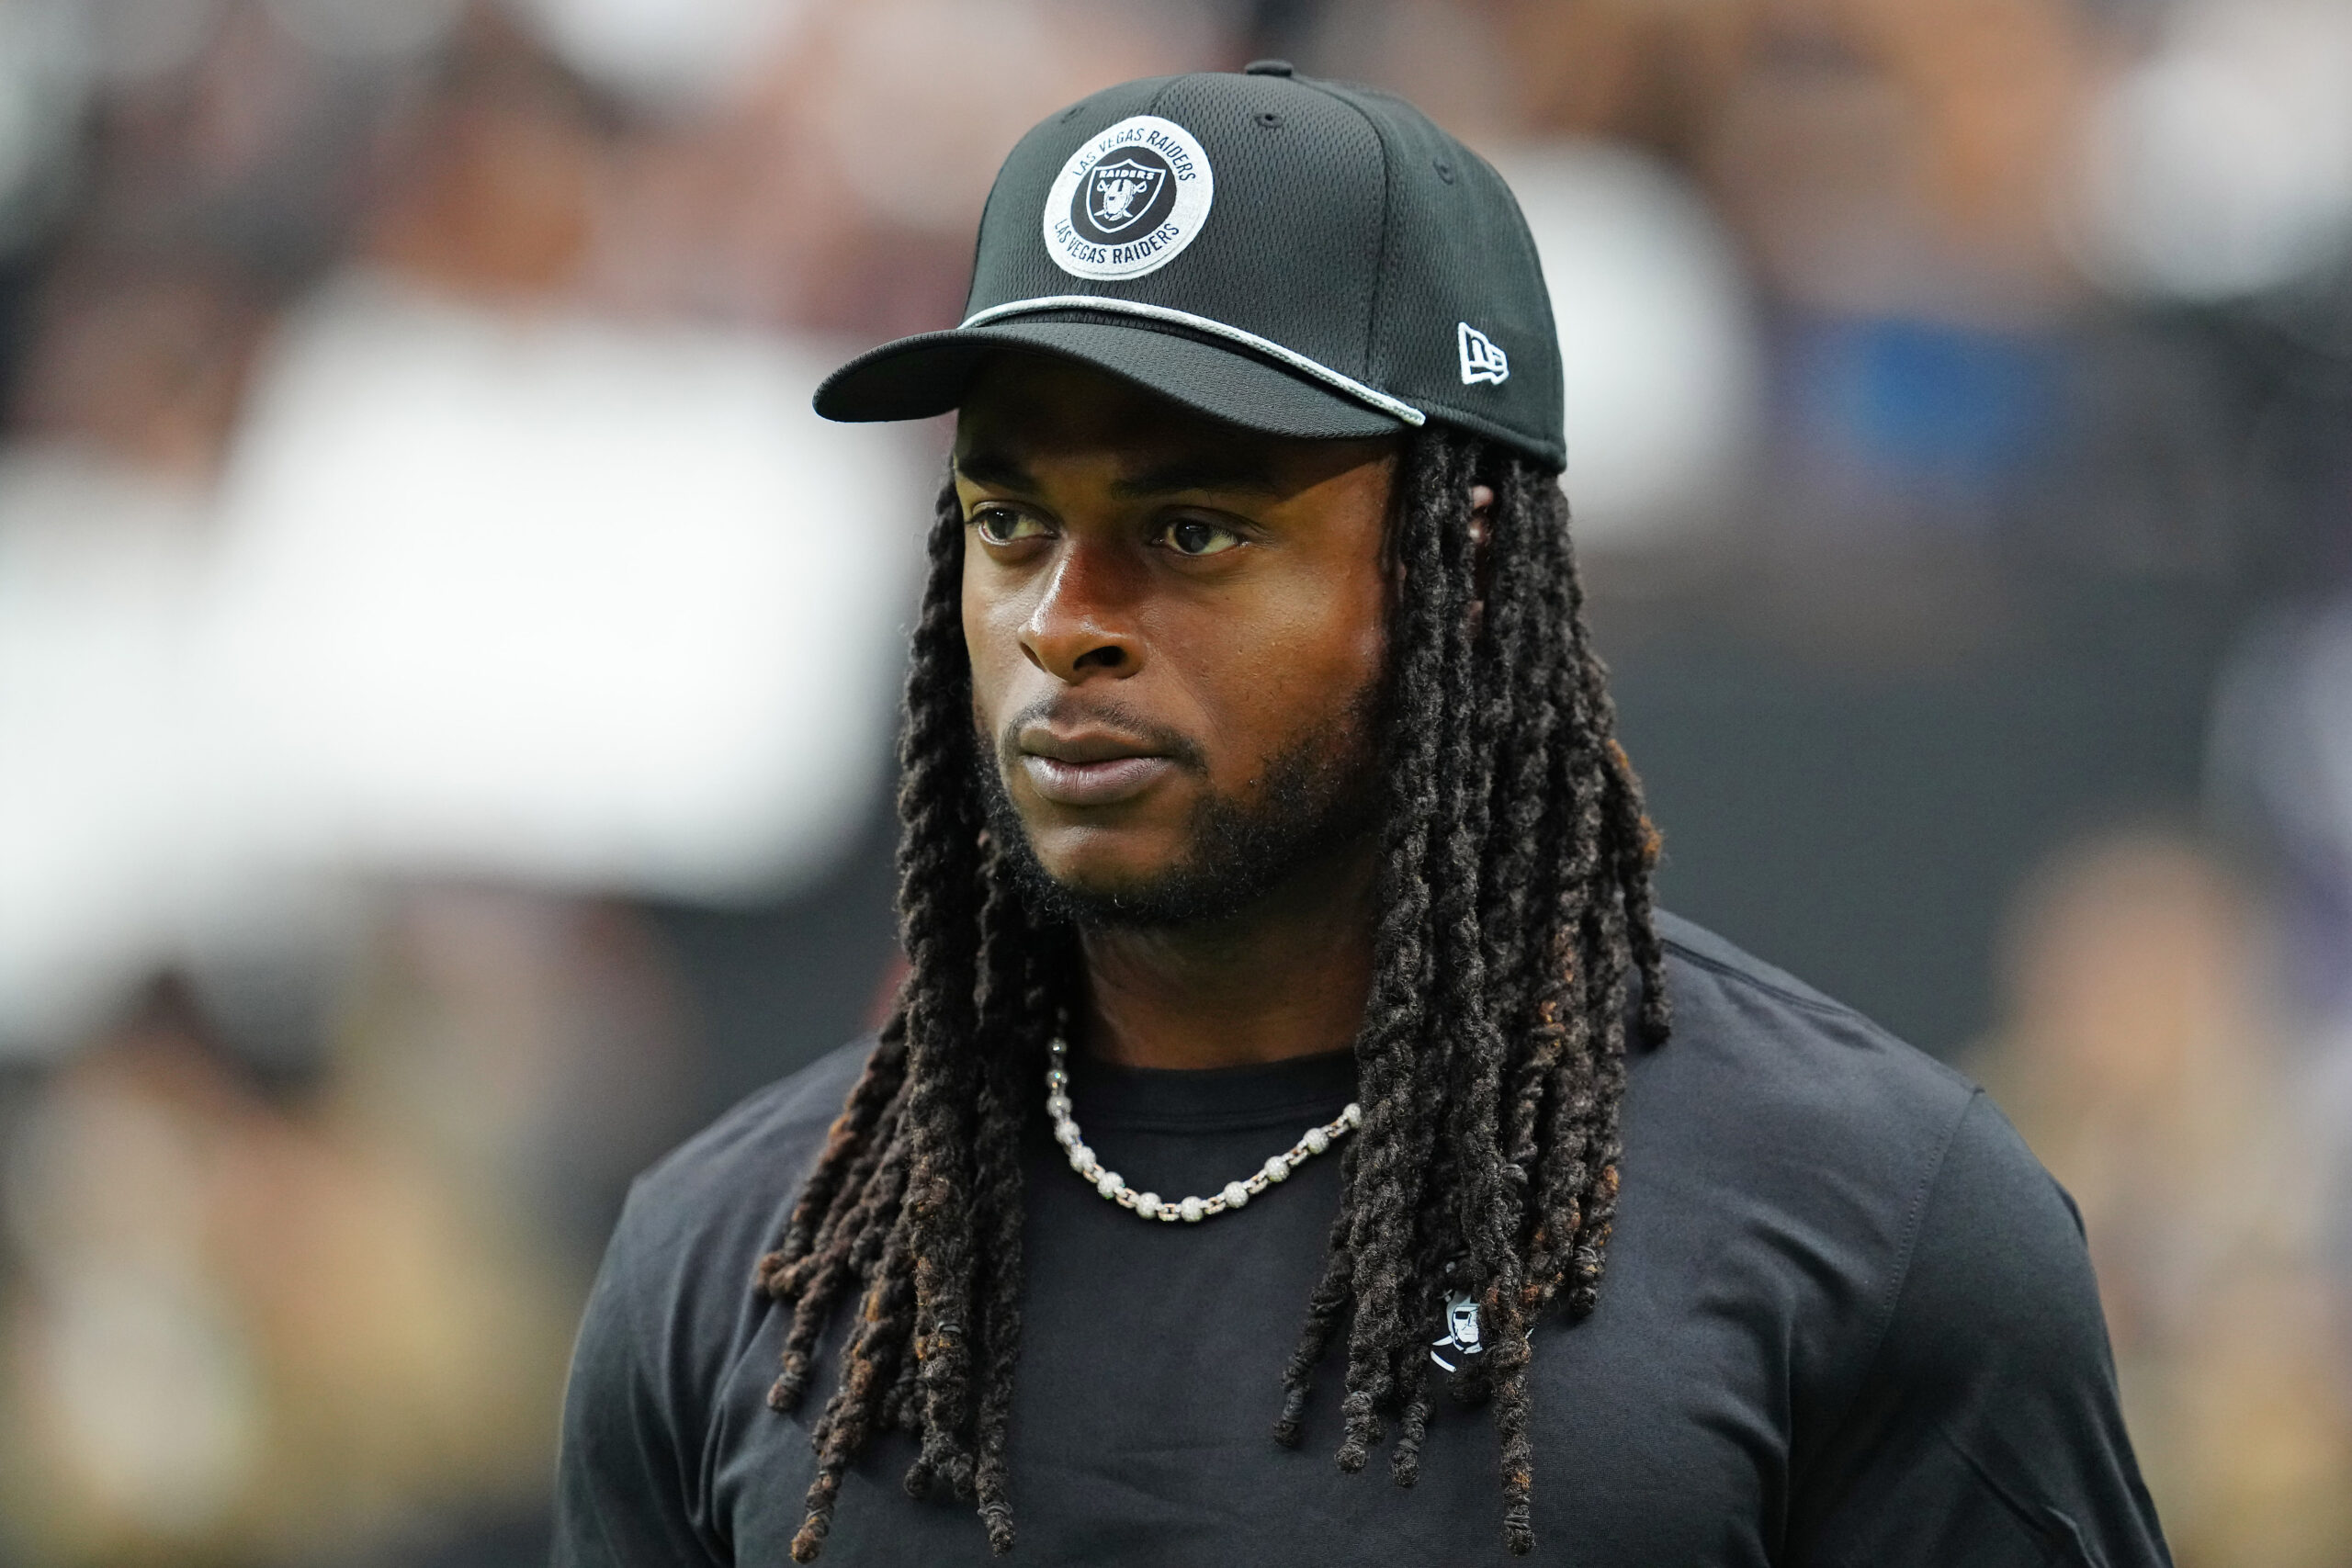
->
<box><xmin>0</xmin><ymin>279</ymin><xmax>925</xmax><ymax>1049</ymax></box>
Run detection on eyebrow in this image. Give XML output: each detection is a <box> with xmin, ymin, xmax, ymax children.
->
<box><xmin>1108</xmin><ymin>454</ymin><xmax>1282</xmax><ymax>499</ymax></box>
<box><xmin>954</xmin><ymin>447</ymin><xmax>1284</xmax><ymax>500</ymax></box>
<box><xmin>953</xmin><ymin>449</ymin><xmax>1039</xmax><ymax>492</ymax></box>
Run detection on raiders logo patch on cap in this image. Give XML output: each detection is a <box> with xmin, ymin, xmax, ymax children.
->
<box><xmin>1042</xmin><ymin>115</ymin><xmax>1215</xmax><ymax>281</ymax></box>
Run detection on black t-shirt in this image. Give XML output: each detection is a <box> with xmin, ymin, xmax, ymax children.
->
<box><xmin>553</xmin><ymin>914</ymin><xmax>2169</xmax><ymax>1565</ymax></box>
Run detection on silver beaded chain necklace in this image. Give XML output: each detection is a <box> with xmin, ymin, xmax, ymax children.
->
<box><xmin>1044</xmin><ymin>1036</ymin><xmax>1362</xmax><ymax>1223</ymax></box>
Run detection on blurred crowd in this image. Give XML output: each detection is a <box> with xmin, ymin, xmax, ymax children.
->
<box><xmin>0</xmin><ymin>0</ymin><xmax>2347</xmax><ymax>1562</ymax></box>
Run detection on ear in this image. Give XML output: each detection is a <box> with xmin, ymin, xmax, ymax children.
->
<box><xmin>1465</xmin><ymin>483</ymin><xmax>1497</xmax><ymax>629</ymax></box>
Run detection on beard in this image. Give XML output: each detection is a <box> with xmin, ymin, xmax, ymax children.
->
<box><xmin>978</xmin><ymin>688</ymin><xmax>1384</xmax><ymax>931</ymax></box>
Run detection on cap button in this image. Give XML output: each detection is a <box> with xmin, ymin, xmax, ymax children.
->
<box><xmin>1243</xmin><ymin>59</ymin><xmax>1295</xmax><ymax>76</ymax></box>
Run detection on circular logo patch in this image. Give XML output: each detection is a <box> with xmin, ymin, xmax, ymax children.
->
<box><xmin>1042</xmin><ymin>115</ymin><xmax>1215</xmax><ymax>281</ymax></box>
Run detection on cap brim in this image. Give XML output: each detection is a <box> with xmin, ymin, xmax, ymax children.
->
<box><xmin>813</xmin><ymin>317</ymin><xmax>1405</xmax><ymax>442</ymax></box>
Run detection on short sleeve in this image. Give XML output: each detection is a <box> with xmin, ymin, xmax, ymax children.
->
<box><xmin>551</xmin><ymin>1184</ymin><xmax>730</xmax><ymax>1568</ymax></box>
<box><xmin>1789</xmin><ymin>1092</ymin><xmax>2171</xmax><ymax>1568</ymax></box>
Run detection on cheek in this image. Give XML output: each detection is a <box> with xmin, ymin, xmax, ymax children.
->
<box><xmin>962</xmin><ymin>570</ymin><xmax>1016</xmax><ymax>736</ymax></box>
<box><xmin>1204</xmin><ymin>579</ymin><xmax>1386</xmax><ymax>768</ymax></box>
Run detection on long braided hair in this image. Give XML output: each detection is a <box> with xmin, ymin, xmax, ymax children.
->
<box><xmin>754</xmin><ymin>422</ymin><xmax>1668</xmax><ymax>1560</ymax></box>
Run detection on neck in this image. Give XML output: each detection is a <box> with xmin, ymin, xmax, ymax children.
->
<box><xmin>1076</xmin><ymin>837</ymin><xmax>1379</xmax><ymax>1070</ymax></box>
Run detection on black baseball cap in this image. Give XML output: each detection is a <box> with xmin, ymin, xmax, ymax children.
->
<box><xmin>813</xmin><ymin>62</ymin><xmax>1566</xmax><ymax>470</ymax></box>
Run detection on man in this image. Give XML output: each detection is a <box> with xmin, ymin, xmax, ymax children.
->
<box><xmin>554</xmin><ymin>66</ymin><xmax>2168</xmax><ymax>1565</ymax></box>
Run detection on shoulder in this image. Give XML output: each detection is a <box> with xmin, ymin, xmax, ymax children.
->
<box><xmin>1883</xmin><ymin>1089</ymin><xmax>2100</xmax><ymax>1385</ymax></box>
<box><xmin>557</xmin><ymin>1039</ymin><xmax>875</xmax><ymax>1562</ymax></box>
<box><xmin>1646</xmin><ymin>914</ymin><xmax>2079</xmax><ymax>1281</ymax></box>
<box><xmin>635</xmin><ymin>1035</ymin><xmax>876</xmax><ymax>1217</ymax></box>
<box><xmin>614</xmin><ymin>1036</ymin><xmax>876</xmax><ymax>1294</ymax></box>
<box><xmin>1638</xmin><ymin>912</ymin><xmax>1984</xmax><ymax>1197</ymax></box>
<box><xmin>1791</xmin><ymin>1091</ymin><xmax>2164</xmax><ymax>1561</ymax></box>
<box><xmin>588</xmin><ymin>1037</ymin><xmax>876</xmax><ymax>1388</ymax></box>
<box><xmin>1630</xmin><ymin>920</ymin><xmax>2133</xmax><ymax>1506</ymax></box>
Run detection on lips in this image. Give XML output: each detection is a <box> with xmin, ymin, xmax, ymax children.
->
<box><xmin>1015</xmin><ymin>726</ymin><xmax>1178</xmax><ymax>807</ymax></box>
<box><xmin>1020</xmin><ymin>753</ymin><xmax>1175</xmax><ymax>806</ymax></box>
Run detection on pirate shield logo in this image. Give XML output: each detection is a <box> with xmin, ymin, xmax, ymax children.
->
<box><xmin>1430</xmin><ymin>1290</ymin><xmax>1485</xmax><ymax>1373</ymax></box>
<box><xmin>1087</xmin><ymin>158</ymin><xmax>1168</xmax><ymax>235</ymax></box>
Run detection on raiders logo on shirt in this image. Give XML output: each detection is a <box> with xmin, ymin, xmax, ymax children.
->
<box><xmin>1043</xmin><ymin>115</ymin><xmax>1215</xmax><ymax>280</ymax></box>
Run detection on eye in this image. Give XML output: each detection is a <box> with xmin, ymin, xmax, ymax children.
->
<box><xmin>1160</xmin><ymin>517</ymin><xmax>1242</xmax><ymax>558</ymax></box>
<box><xmin>969</xmin><ymin>505</ymin><xmax>1048</xmax><ymax>547</ymax></box>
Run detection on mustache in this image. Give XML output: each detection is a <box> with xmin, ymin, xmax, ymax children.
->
<box><xmin>994</xmin><ymin>694</ymin><xmax>1209</xmax><ymax>774</ymax></box>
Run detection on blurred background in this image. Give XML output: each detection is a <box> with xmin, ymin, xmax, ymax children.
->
<box><xmin>0</xmin><ymin>0</ymin><xmax>2346</xmax><ymax>1561</ymax></box>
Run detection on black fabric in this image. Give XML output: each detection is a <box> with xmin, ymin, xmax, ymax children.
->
<box><xmin>552</xmin><ymin>914</ymin><xmax>2169</xmax><ymax>1566</ymax></box>
<box><xmin>814</xmin><ymin>70</ymin><xmax>1569</xmax><ymax>468</ymax></box>
<box><xmin>815</xmin><ymin>315</ymin><xmax>1400</xmax><ymax>442</ymax></box>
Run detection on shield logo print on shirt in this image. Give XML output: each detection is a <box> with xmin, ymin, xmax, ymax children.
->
<box><xmin>1430</xmin><ymin>1290</ymin><xmax>1485</xmax><ymax>1372</ymax></box>
<box><xmin>1087</xmin><ymin>159</ymin><xmax>1168</xmax><ymax>234</ymax></box>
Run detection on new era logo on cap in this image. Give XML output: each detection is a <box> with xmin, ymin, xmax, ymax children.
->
<box><xmin>1458</xmin><ymin>322</ymin><xmax>1509</xmax><ymax>387</ymax></box>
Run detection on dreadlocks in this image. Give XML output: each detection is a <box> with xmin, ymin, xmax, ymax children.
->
<box><xmin>753</xmin><ymin>422</ymin><xmax>1668</xmax><ymax>1561</ymax></box>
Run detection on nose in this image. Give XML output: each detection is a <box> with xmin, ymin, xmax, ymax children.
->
<box><xmin>1019</xmin><ymin>540</ymin><xmax>1143</xmax><ymax>682</ymax></box>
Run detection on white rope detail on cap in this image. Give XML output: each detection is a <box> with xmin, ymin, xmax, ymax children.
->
<box><xmin>957</xmin><ymin>295</ymin><xmax>1428</xmax><ymax>426</ymax></box>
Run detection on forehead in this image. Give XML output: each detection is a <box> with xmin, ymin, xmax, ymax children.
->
<box><xmin>953</xmin><ymin>354</ymin><xmax>1392</xmax><ymax>494</ymax></box>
